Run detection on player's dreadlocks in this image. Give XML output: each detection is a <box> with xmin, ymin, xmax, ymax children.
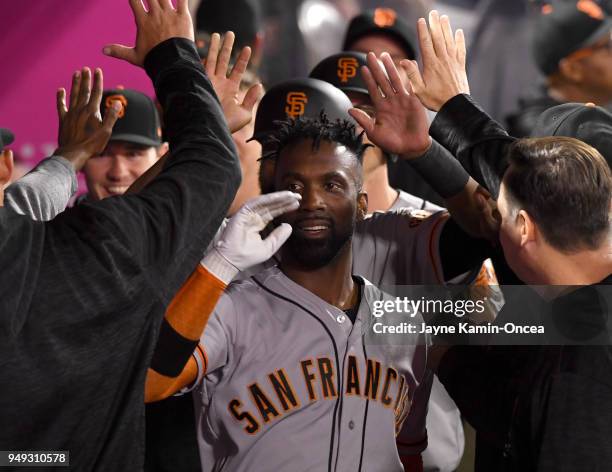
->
<box><xmin>263</xmin><ymin>112</ymin><xmax>370</xmax><ymax>164</ymax></box>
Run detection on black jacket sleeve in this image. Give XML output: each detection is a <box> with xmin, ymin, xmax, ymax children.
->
<box><xmin>69</xmin><ymin>38</ymin><xmax>241</xmax><ymax>304</ymax></box>
<box><xmin>430</xmin><ymin>94</ymin><xmax>517</xmax><ymax>198</ymax></box>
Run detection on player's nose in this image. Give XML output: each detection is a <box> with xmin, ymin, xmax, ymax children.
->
<box><xmin>300</xmin><ymin>186</ymin><xmax>326</xmax><ymax>211</ymax></box>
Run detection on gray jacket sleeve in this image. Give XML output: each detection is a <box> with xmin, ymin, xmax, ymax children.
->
<box><xmin>4</xmin><ymin>156</ymin><xmax>77</xmax><ymax>221</ymax></box>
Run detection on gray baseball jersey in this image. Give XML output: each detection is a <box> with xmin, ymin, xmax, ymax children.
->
<box><xmin>193</xmin><ymin>266</ymin><xmax>429</xmax><ymax>471</ymax></box>
<box><xmin>391</xmin><ymin>189</ymin><xmax>445</xmax><ymax>214</ymax></box>
<box><xmin>231</xmin><ymin>208</ymin><xmax>464</xmax><ymax>471</ymax></box>
<box><xmin>353</xmin><ymin>208</ymin><xmax>465</xmax><ymax>472</ymax></box>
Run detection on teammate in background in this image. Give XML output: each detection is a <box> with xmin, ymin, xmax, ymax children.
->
<box><xmin>195</xmin><ymin>0</ymin><xmax>264</xmax><ymax>69</ymax></box>
<box><xmin>343</xmin><ymin>7</ymin><xmax>443</xmax><ymax>206</ymax></box>
<box><xmin>80</xmin><ymin>88</ymin><xmax>169</xmax><ymax>202</ymax></box>
<box><xmin>310</xmin><ymin>51</ymin><xmax>441</xmax><ymax>213</ymax></box>
<box><xmin>507</xmin><ymin>0</ymin><xmax>612</xmax><ymax>136</ymax></box>
<box><xmin>146</xmin><ymin>115</ymin><xmax>431</xmax><ymax>472</ymax></box>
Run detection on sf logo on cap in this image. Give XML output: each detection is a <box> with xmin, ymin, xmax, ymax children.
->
<box><xmin>373</xmin><ymin>8</ymin><xmax>397</xmax><ymax>28</ymax></box>
<box><xmin>285</xmin><ymin>92</ymin><xmax>308</xmax><ymax>119</ymax></box>
<box><xmin>105</xmin><ymin>94</ymin><xmax>128</xmax><ymax>118</ymax></box>
<box><xmin>337</xmin><ymin>58</ymin><xmax>359</xmax><ymax>83</ymax></box>
<box><xmin>576</xmin><ymin>0</ymin><xmax>604</xmax><ymax>20</ymax></box>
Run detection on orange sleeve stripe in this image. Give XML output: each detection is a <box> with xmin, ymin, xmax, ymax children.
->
<box><xmin>165</xmin><ymin>264</ymin><xmax>227</xmax><ymax>341</ymax></box>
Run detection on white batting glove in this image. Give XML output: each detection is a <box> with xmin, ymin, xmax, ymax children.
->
<box><xmin>201</xmin><ymin>191</ymin><xmax>301</xmax><ymax>284</ymax></box>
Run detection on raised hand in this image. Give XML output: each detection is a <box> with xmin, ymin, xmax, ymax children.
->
<box><xmin>401</xmin><ymin>11</ymin><xmax>470</xmax><ymax>112</ymax></box>
<box><xmin>201</xmin><ymin>191</ymin><xmax>301</xmax><ymax>283</ymax></box>
<box><xmin>56</xmin><ymin>67</ymin><xmax>121</xmax><ymax>170</ymax></box>
<box><xmin>203</xmin><ymin>32</ymin><xmax>263</xmax><ymax>133</ymax></box>
<box><xmin>103</xmin><ymin>0</ymin><xmax>194</xmax><ymax>67</ymax></box>
<box><xmin>348</xmin><ymin>52</ymin><xmax>432</xmax><ymax>159</ymax></box>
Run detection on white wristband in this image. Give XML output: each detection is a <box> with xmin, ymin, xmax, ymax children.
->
<box><xmin>200</xmin><ymin>247</ymin><xmax>239</xmax><ymax>285</ymax></box>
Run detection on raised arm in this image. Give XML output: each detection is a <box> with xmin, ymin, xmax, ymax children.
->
<box><xmin>401</xmin><ymin>11</ymin><xmax>516</xmax><ymax>198</ymax></box>
<box><xmin>349</xmin><ymin>50</ymin><xmax>499</xmax><ymax>244</ymax></box>
<box><xmin>56</xmin><ymin>0</ymin><xmax>243</xmax><ymax>302</ymax></box>
<box><xmin>145</xmin><ymin>192</ymin><xmax>300</xmax><ymax>402</ymax></box>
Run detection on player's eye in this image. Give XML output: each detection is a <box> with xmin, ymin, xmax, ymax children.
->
<box><xmin>325</xmin><ymin>181</ymin><xmax>344</xmax><ymax>192</ymax></box>
<box><xmin>286</xmin><ymin>182</ymin><xmax>303</xmax><ymax>193</ymax></box>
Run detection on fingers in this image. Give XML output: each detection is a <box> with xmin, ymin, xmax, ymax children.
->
<box><xmin>249</xmin><ymin>191</ymin><xmax>302</xmax><ymax>223</ymax></box>
<box><xmin>102</xmin><ymin>44</ymin><xmax>139</xmax><ymax>65</ymax></box>
<box><xmin>78</xmin><ymin>67</ymin><xmax>92</xmax><ymax>107</ymax></box>
<box><xmin>417</xmin><ymin>17</ymin><xmax>435</xmax><ymax>62</ymax></box>
<box><xmin>241</xmin><ymin>83</ymin><xmax>264</xmax><ymax>112</ymax></box>
<box><xmin>360</xmin><ymin>65</ymin><xmax>385</xmax><ymax>108</ymax></box>
<box><xmin>176</xmin><ymin>0</ymin><xmax>189</xmax><ymax>13</ymax></box>
<box><xmin>440</xmin><ymin>15</ymin><xmax>455</xmax><ymax>58</ymax></box>
<box><xmin>69</xmin><ymin>70</ymin><xmax>82</xmax><ymax>109</ymax></box>
<box><xmin>348</xmin><ymin>108</ymin><xmax>375</xmax><ymax>135</ymax></box>
<box><xmin>216</xmin><ymin>32</ymin><xmax>235</xmax><ymax>77</ymax></box>
<box><xmin>205</xmin><ymin>33</ymin><xmax>221</xmax><ymax>76</ymax></box>
<box><xmin>380</xmin><ymin>53</ymin><xmax>406</xmax><ymax>95</ymax></box>
<box><xmin>428</xmin><ymin>10</ymin><xmax>447</xmax><ymax>57</ymax></box>
<box><xmin>56</xmin><ymin>88</ymin><xmax>68</xmax><ymax>120</ymax></box>
<box><xmin>89</xmin><ymin>68</ymin><xmax>104</xmax><ymax>112</ymax></box>
<box><xmin>399</xmin><ymin>60</ymin><xmax>425</xmax><ymax>96</ymax></box>
<box><xmin>101</xmin><ymin>100</ymin><xmax>122</xmax><ymax>132</ymax></box>
<box><xmin>229</xmin><ymin>46</ymin><xmax>252</xmax><ymax>85</ymax></box>
<box><xmin>366</xmin><ymin>52</ymin><xmax>395</xmax><ymax>97</ymax></box>
<box><xmin>128</xmin><ymin>0</ymin><xmax>146</xmax><ymax>22</ymax></box>
<box><xmin>455</xmin><ymin>29</ymin><xmax>466</xmax><ymax>69</ymax></box>
<box><xmin>262</xmin><ymin>223</ymin><xmax>293</xmax><ymax>255</ymax></box>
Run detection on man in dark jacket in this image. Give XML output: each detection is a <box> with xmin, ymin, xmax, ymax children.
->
<box><xmin>0</xmin><ymin>1</ymin><xmax>242</xmax><ymax>470</ymax></box>
<box><xmin>375</xmin><ymin>10</ymin><xmax>612</xmax><ymax>470</ymax></box>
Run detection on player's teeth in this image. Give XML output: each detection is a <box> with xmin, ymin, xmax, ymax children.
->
<box><xmin>305</xmin><ymin>226</ymin><xmax>326</xmax><ymax>231</ymax></box>
<box><xmin>108</xmin><ymin>186</ymin><xmax>129</xmax><ymax>194</ymax></box>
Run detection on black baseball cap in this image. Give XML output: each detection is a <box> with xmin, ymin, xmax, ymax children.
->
<box><xmin>343</xmin><ymin>8</ymin><xmax>416</xmax><ymax>60</ymax></box>
<box><xmin>249</xmin><ymin>78</ymin><xmax>353</xmax><ymax>143</ymax></box>
<box><xmin>196</xmin><ymin>0</ymin><xmax>261</xmax><ymax>51</ymax></box>
<box><xmin>533</xmin><ymin>102</ymin><xmax>612</xmax><ymax>168</ymax></box>
<box><xmin>0</xmin><ymin>128</ymin><xmax>14</xmax><ymax>151</ymax></box>
<box><xmin>310</xmin><ymin>51</ymin><xmax>369</xmax><ymax>96</ymax></box>
<box><xmin>101</xmin><ymin>89</ymin><xmax>162</xmax><ymax>147</ymax></box>
<box><xmin>533</xmin><ymin>1</ymin><xmax>612</xmax><ymax>75</ymax></box>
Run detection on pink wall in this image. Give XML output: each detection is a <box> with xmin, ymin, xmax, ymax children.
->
<box><xmin>0</xmin><ymin>0</ymin><xmax>155</xmax><ymax>167</ymax></box>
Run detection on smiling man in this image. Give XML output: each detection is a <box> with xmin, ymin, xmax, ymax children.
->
<box><xmin>146</xmin><ymin>115</ymin><xmax>431</xmax><ymax>472</ymax></box>
<box><xmin>82</xmin><ymin>88</ymin><xmax>169</xmax><ymax>201</ymax></box>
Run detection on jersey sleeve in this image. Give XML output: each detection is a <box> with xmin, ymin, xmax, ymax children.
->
<box><xmin>197</xmin><ymin>291</ymin><xmax>239</xmax><ymax>386</ymax></box>
<box><xmin>4</xmin><ymin>156</ymin><xmax>76</xmax><ymax>221</ymax></box>
<box><xmin>354</xmin><ymin>209</ymin><xmax>449</xmax><ymax>286</ymax></box>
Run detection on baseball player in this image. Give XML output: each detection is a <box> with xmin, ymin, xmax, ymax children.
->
<box><xmin>146</xmin><ymin>116</ymin><xmax>431</xmax><ymax>471</ymax></box>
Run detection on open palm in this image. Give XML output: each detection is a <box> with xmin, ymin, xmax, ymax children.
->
<box><xmin>203</xmin><ymin>32</ymin><xmax>262</xmax><ymax>134</ymax></box>
<box><xmin>348</xmin><ymin>53</ymin><xmax>432</xmax><ymax>159</ymax></box>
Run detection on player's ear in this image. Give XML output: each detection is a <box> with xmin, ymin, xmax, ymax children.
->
<box><xmin>357</xmin><ymin>191</ymin><xmax>368</xmax><ymax>221</ymax></box>
<box><xmin>558</xmin><ymin>57</ymin><xmax>584</xmax><ymax>83</ymax></box>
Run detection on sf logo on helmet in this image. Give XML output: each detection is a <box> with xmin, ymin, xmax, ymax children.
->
<box><xmin>285</xmin><ymin>92</ymin><xmax>308</xmax><ymax>119</ymax></box>
<box><xmin>105</xmin><ymin>94</ymin><xmax>128</xmax><ymax>118</ymax></box>
<box><xmin>337</xmin><ymin>58</ymin><xmax>359</xmax><ymax>84</ymax></box>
